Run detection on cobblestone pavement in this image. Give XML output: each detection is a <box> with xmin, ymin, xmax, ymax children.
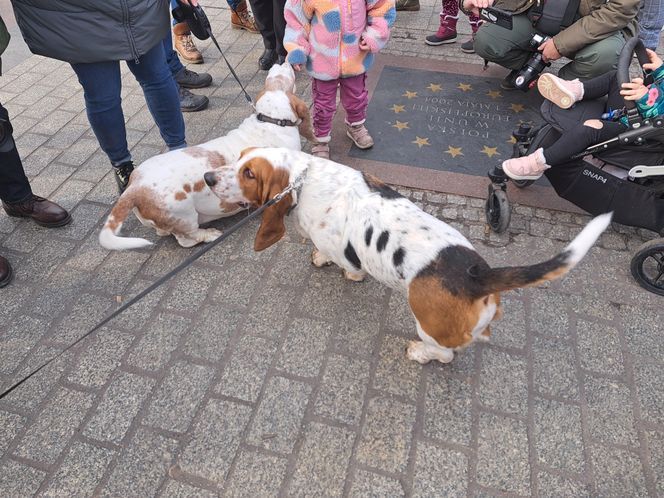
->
<box><xmin>1</xmin><ymin>2</ymin><xmax>663</xmax><ymax>497</ymax></box>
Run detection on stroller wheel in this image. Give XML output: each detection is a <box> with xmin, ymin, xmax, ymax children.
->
<box><xmin>630</xmin><ymin>238</ymin><xmax>664</xmax><ymax>296</ymax></box>
<box><xmin>485</xmin><ymin>187</ymin><xmax>511</xmax><ymax>233</ymax></box>
<box><xmin>512</xmin><ymin>179</ymin><xmax>535</xmax><ymax>189</ymax></box>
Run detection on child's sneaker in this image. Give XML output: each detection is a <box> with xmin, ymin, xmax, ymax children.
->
<box><xmin>537</xmin><ymin>73</ymin><xmax>584</xmax><ymax>109</ymax></box>
<box><xmin>311</xmin><ymin>143</ymin><xmax>330</xmax><ymax>159</ymax></box>
<box><xmin>502</xmin><ymin>148</ymin><xmax>550</xmax><ymax>181</ymax></box>
<box><xmin>425</xmin><ymin>23</ymin><xmax>457</xmax><ymax>46</ymax></box>
<box><xmin>346</xmin><ymin>123</ymin><xmax>374</xmax><ymax>149</ymax></box>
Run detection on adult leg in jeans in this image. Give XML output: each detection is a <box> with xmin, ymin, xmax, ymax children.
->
<box><xmin>638</xmin><ymin>0</ymin><xmax>664</xmax><ymax>50</ymax></box>
<box><xmin>558</xmin><ymin>32</ymin><xmax>625</xmax><ymax>81</ymax></box>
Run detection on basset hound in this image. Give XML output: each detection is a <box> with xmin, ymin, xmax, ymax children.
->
<box><xmin>206</xmin><ymin>147</ymin><xmax>612</xmax><ymax>364</ymax></box>
<box><xmin>98</xmin><ymin>63</ymin><xmax>315</xmax><ymax>250</ymax></box>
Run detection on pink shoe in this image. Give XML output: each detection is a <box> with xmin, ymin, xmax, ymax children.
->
<box><xmin>502</xmin><ymin>148</ymin><xmax>550</xmax><ymax>181</ymax></box>
<box><xmin>537</xmin><ymin>73</ymin><xmax>584</xmax><ymax>109</ymax></box>
<box><xmin>346</xmin><ymin>123</ymin><xmax>374</xmax><ymax>149</ymax></box>
<box><xmin>311</xmin><ymin>142</ymin><xmax>330</xmax><ymax>159</ymax></box>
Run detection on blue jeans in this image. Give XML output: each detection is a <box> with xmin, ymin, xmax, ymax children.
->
<box><xmin>71</xmin><ymin>41</ymin><xmax>186</xmax><ymax>166</ymax></box>
<box><xmin>639</xmin><ymin>0</ymin><xmax>664</xmax><ymax>50</ymax></box>
<box><xmin>163</xmin><ymin>26</ymin><xmax>185</xmax><ymax>78</ymax></box>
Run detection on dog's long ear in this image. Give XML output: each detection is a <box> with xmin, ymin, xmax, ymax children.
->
<box><xmin>254</xmin><ymin>168</ymin><xmax>292</xmax><ymax>251</ymax></box>
<box><xmin>240</xmin><ymin>147</ymin><xmax>258</xmax><ymax>159</ymax></box>
<box><xmin>287</xmin><ymin>93</ymin><xmax>316</xmax><ymax>144</ymax></box>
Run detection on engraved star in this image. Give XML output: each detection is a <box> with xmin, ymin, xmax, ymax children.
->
<box><xmin>507</xmin><ymin>136</ymin><xmax>517</xmax><ymax>144</ymax></box>
<box><xmin>480</xmin><ymin>146</ymin><xmax>500</xmax><ymax>158</ymax></box>
<box><xmin>510</xmin><ymin>103</ymin><xmax>526</xmax><ymax>113</ymax></box>
<box><xmin>457</xmin><ymin>83</ymin><xmax>472</xmax><ymax>92</ymax></box>
<box><xmin>402</xmin><ymin>90</ymin><xmax>418</xmax><ymax>99</ymax></box>
<box><xmin>412</xmin><ymin>136</ymin><xmax>430</xmax><ymax>147</ymax></box>
<box><xmin>390</xmin><ymin>104</ymin><xmax>406</xmax><ymax>113</ymax></box>
<box><xmin>445</xmin><ymin>146</ymin><xmax>463</xmax><ymax>158</ymax></box>
<box><xmin>486</xmin><ymin>89</ymin><xmax>502</xmax><ymax>99</ymax></box>
<box><xmin>392</xmin><ymin>120</ymin><xmax>409</xmax><ymax>131</ymax></box>
<box><xmin>427</xmin><ymin>83</ymin><xmax>442</xmax><ymax>92</ymax></box>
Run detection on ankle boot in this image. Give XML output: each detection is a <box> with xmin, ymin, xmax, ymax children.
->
<box><xmin>396</xmin><ymin>0</ymin><xmax>420</xmax><ymax>11</ymax></box>
<box><xmin>173</xmin><ymin>22</ymin><xmax>203</xmax><ymax>64</ymax></box>
<box><xmin>231</xmin><ymin>0</ymin><xmax>259</xmax><ymax>33</ymax></box>
<box><xmin>425</xmin><ymin>15</ymin><xmax>458</xmax><ymax>46</ymax></box>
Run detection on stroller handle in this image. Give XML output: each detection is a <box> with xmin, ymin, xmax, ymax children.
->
<box><xmin>616</xmin><ymin>37</ymin><xmax>650</xmax><ymax>112</ymax></box>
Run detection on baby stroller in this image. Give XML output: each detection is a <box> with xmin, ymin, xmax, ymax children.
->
<box><xmin>484</xmin><ymin>37</ymin><xmax>664</xmax><ymax>296</ymax></box>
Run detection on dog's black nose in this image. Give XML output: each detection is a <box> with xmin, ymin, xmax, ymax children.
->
<box><xmin>204</xmin><ymin>172</ymin><xmax>217</xmax><ymax>187</ymax></box>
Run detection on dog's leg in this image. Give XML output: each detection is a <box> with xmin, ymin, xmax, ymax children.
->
<box><xmin>174</xmin><ymin>228</ymin><xmax>222</xmax><ymax>247</ymax></box>
<box><xmin>311</xmin><ymin>248</ymin><xmax>333</xmax><ymax>268</ymax></box>
<box><xmin>155</xmin><ymin>228</ymin><xmax>170</xmax><ymax>237</ymax></box>
<box><xmin>343</xmin><ymin>269</ymin><xmax>366</xmax><ymax>282</ymax></box>
<box><xmin>406</xmin><ymin>340</ymin><xmax>454</xmax><ymax>364</ymax></box>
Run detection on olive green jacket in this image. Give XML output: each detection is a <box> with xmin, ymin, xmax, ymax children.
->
<box><xmin>0</xmin><ymin>15</ymin><xmax>10</xmax><ymax>75</ymax></box>
<box><xmin>460</xmin><ymin>0</ymin><xmax>639</xmax><ymax>57</ymax></box>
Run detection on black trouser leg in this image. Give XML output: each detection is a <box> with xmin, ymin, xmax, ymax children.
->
<box><xmin>272</xmin><ymin>0</ymin><xmax>287</xmax><ymax>57</ymax></box>
<box><xmin>247</xmin><ymin>0</ymin><xmax>276</xmax><ymax>49</ymax></box>
<box><xmin>544</xmin><ymin>120</ymin><xmax>626</xmax><ymax>166</ymax></box>
<box><xmin>0</xmin><ymin>104</ymin><xmax>33</xmax><ymax>204</ymax></box>
<box><xmin>581</xmin><ymin>70</ymin><xmax>624</xmax><ymax>110</ymax></box>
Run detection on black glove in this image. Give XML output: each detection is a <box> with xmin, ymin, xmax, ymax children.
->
<box><xmin>171</xmin><ymin>1</ymin><xmax>212</xmax><ymax>40</ymax></box>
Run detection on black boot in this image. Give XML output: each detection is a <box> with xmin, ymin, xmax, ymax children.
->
<box><xmin>0</xmin><ymin>255</ymin><xmax>12</xmax><ymax>288</ymax></box>
<box><xmin>259</xmin><ymin>48</ymin><xmax>277</xmax><ymax>70</ymax></box>
<box><xmin>113</xmin><ymin>161</ymin><xmax>135</xmax><ymax>193</ymax></box>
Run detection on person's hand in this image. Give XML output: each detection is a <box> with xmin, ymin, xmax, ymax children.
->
<box><xmin>359</xmin><ymin>37</ymin><xmax>370</xmax><ymax>51</ymax></box>
<box><xmin>293</xmin><ymin>64</ymin><xmax>303</xmax><ymax>71</ymax></box>
<box><xmin>538</xmin><ymin>38</ymin><xmax>561</xmax><ymax>62</ymax></box>
<box><xmin>643</xmin><ymin>48</ymin><xmax>663</xmax><ymax>72</ymax></box>
<box><xmin>462</xmin><ymin>0</ymin><xmax>493</xmax><ymax>16</ymax></box>
<box><xmin>621</xmin><ymin>78</ymin><xmax>649</xmax><ymax>101</ymax></box>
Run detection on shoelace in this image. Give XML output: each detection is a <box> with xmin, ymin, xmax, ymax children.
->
<box><xmin>181</xmin><ymin>34</ymin><xmax>197</xmax><ymax>52</ymax></box>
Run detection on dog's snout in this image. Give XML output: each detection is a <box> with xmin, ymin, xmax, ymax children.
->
<box><xmin>204</xmin><ymin>172</ymin><xmax>217</xmax><ymax>187</ymax></box>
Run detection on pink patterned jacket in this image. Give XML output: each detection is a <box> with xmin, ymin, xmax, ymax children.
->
<box><xmin>284</xmin><ymin>0</ymin><xmax>396</xmax><ymax>81</ymax></box>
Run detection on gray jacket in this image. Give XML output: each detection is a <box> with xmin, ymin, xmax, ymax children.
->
<box><xmin>10</xmin><ymin>0</ymin><xmax>170</xmax><ymax>64</ymax></box>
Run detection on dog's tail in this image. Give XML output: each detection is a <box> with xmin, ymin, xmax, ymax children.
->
<box><xmin>98</xmin><ymin>190</ymin><xmax>153</xmax><ymax>251</ymax></box>
<box><xmin>474</xmin><ymin>212</ymin><xmax>612</xmax><ymax>296</ymax></box>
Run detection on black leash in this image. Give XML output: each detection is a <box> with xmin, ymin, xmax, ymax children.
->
<box><xmin>0</xmin><ymin>186</ymin><xmax>293</xmax><ymax>401</ymax></box>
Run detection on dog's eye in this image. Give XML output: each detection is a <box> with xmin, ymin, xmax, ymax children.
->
<box><xmin>243</xmin><ymin>168</ymin><xmax>255</xmax><ymax>180</ymax></box>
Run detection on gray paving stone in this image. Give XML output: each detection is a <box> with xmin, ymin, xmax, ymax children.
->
<box><xmin>0</xmin><ymin>315</ymin><xmax>49</xmax><ymax>375</ymax></box>
<box><xmin>162</xmin><ymin>266</ymin><xmax>216</xmax><ymax>313</ymax></box>
<box><xmin>58</xmin><ymin>202</ymin><xmax>108</xmax><ymax>240</ymax></box>
<box><xmin>1</xmin><ymin>220</ymin><xmax>48</xmax><ymax>253</ymax></box>
<box><xmin>620</xmin><ymin>305</ymin><xmax>664</xmax><ymax>363</ymax></box>
<box><xmin>529</xmin><ymin>290</ymin><xmax>570</xmax><ymax>339</ymax></box>
<box><xmin>50</xmin><ymin>293</ymin><xmax>114</xmax><ymax>344</ymax></box>
<box><xmin>67</xmin><ymin>329</ymin><xmax>134</xmax><ymax>388</ymax></box>
<box><xmin>29</xmin><ymin>265</ymin><xmax>92</xmax><ymax>316</ymax></box>
<box><xmin>246</xmin><ymin>376</ymin><xmax>312</xmax><ymax>453</ymax></box>
<box><xmin>183</xmin><ymin>306</ymin><xmax>243</xmax><ymax>363</ymax></box>
<box><xmin>534</xmin><ymin>398</ymin><xmax>585</xmax><ymax>473</ymax></box>
<box><xmin>537</xmin><ymin>472</ymin><xmax>591</xmax><ymax>498</ymax></box>
<box><xmin>42</xmin><ymin>441</ymin><xmax>115</xmax><ymax>498</ymax></box>
<box><xmin>14</xmin><ymin>387</ymin><xmax>95</xmax><ymax>464</ymax></box>
<box><xmin>591</xmin><ymin>445</ymin><xmax>647</xmax><ymax>498</ymax></box>
<box><xmin>489</xmin><ymin>295</ymin><xmax>526</xmax><ymax>349</ymax></box>
<box><xmin>144</xmin><ymin>361</ymin><xmax>215</xmax><ymax>433</ymax></box>
<box><xmin>102</xmin><ymin>429</ymin><xmax>179</xmax><ymax>498</ymax></box>
<box><xmin>476</xmin><ymin>412</ymin><xmax>530</xmax><ymax>495</ymax></box>
<box><xmin>161</xmin><ymin>480</ymin><xmax>217</xmax><ymax>498</ymax></box>
<box><xmin>178</xmin><ymin>399</ymin><xmax>252</xmax><ymax>484</ymax></box>
<box><xmin>424</xmin><ymin>371</ymin><xmax>473</xmax><ymax>446</ymax></box>
<box><xmin>84</xmin><ymin>372</ymin><xmax>156</xmax><ymax>444</ymax></box>
<box><xmin>633</xmin><ymin>360</ymin><xmax>664</xmax><ymax>425</ymax></box>
<box><xmin>372</xmin><ymin>335</ymin><xmax>422</xmax><ymax>400</ymax></box>
<box><xmin>349</xmin><ymin>470</ymin><xmax>405</xmax><ymax>497</ymax></box>
<box><xmin>217</xmin><ymin>335</ymin><xmax>278</xmax><ymax>403</ymax></box>
<box><xmin>0</xmin><ymin>459</ymin><xmax>46</xmax><ymax>497</ymax></box>
<box><xmin>17</xmin><ymin>237</ymin><xmax>76</xmax><ymax>283</ymax></box>
<box><xmin>88</xmin><ymin>249</ymin><xmax>150</xmax><ymax>294</ymax></box>
<box><xmin>356</xmin><ymin>396</ymin><xmax>416</xmax><ymax>474</ymax></box>
<box><xmin>645</xmin><ymin>430</ymin><xmax>664</xmax><ymax>495</ymax></box>
<box><xmin>585</xmin><ymin>376</ymin><xmax>639</xmax><ymax>447</ymax></box>
<box><xmin>314</xmin><ymin>354</ymin><xmax>370</xmax><ymax>425</ymax></box>
<box><xmin>412</xmin><ymin>443</ymin><xmax>468</xmax><ymax>498</ymax></box>
<box><xmin>289</xmin><ymin>422</ymin><xmax>356</xmax><ymax>497</ymax></box>
<box><xmin>212</xmin><ymin>257</ymin><xmax>267</xmax><ymax>307</ymax></box>
<box><xmin>331</xmin><ymin>310</ymin><xmax>382</xmax><ymax>357</ymax></box>
<box><xmin>243</xmin><ymin>283</ymin><xmax>300</xmax><ymax>339</ymax></box>
<box><xmin>532</xmin><ymin>335</ymin><xmax>579</xmax><ymax>400</ymax></box>
<box><xmin>0</xmin><ymin>410</ymin><xmax>26</xmax><ymax>456</ymax></box>
<box><xmin>225</xmin><ymin>450</ymin><xmax>288</xmax><ymax>498</ymax></box>
<box><xmin>126</xmin><ymin>313</ymin><xmax>192</xmax><ymax>372</ymax></box>
<box><xmin>576</xmin><ymin>318</ymin><xmax>624</xmax><ymax>376</ymax></box>
<box><xmin>384</xmin><ymin>289</ymin><xmax>414</xmax><ymax>335</ymax></box>
<box><xmin>479</xmin><ymin>348</ymin><xmax>528</xmax><ymax>415</ymax></box>
<box><xmin>276</xmin><ymin>317</ymin><xmax>332</xmax><ymax>377</ymax></box>
<box><xmin>268</xmin><ymin>241</ymin><xmax>314</xmax><ymax>287</ymax></box>
<box><xmin>22</xmin><ymin>146</ymin><xmax>63</xmax><ymax>177</ymax></box>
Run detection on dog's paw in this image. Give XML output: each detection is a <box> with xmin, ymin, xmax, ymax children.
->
<box><xmin>343</xmin><ymin>269</ymin><xmax>366</xmax><ymax>282</ymax></box>
<box><xmin>406</xmin><ymin>341</ymin><xmax>431</xmax><ymax>364</ymax></box>
<box><xmin>311</xmin><ymin>249</ymin><xmax>332</xmax><ymax>268</ymax></box>
<box><xmin>202</xmin><ymin>228</ymin><xmax>223</xmax><ymax>242</ymax></box>
<box><xmin>155</xmin><ymin>228</ymin><xmax>170</xmax><ymax>237</ymax></box>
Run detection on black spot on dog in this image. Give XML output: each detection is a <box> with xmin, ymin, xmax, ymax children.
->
<box><xmin>376</xmin><ymin>230</ymin><xmax>389</xmax><ymax>252</ymax></box>
<box><xmin>393</xmin><ymin>247</ymin><xmax>406</xmax><ymax>267</ymax></box>
<box><xmin>365</xmin><ymin>226</ymin><xmax>373</xmax><ymax>246</ymax></box>
<box><xmin>420</xmin><ymin>225</ymin><xmax>430</xmax><ymax>231</ymax></box>
<box><xmin>344</xmin><ymin>241</ymin><xmax>361</xmax><ymax>270</ymax></box>
<box><xmin>362</xmin><ymin>172</ymin><xmax>403</xmax><ymax>199</ymax></box>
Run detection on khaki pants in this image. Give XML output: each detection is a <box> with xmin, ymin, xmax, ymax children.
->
<box><xmin>473</xmin><ymin>14</ymin><xmax>626</xmax><ymax>81</ymax></box>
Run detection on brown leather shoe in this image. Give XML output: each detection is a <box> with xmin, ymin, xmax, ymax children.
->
<box><xmin>2</xmin><ymin>195</ymin><xmax>72</xmax><ymax>228</ymax></box>
<box><xmin>173</xmin><ymin>22</ymin><xmax>203</xmax><ymax>64</ymax></box>
<box><xmin>231</xmin><ymin>0</ymin><xmax>259</xmax><ymax>33</ymax></box>
<box><xmin>0</xmin><ymin>255</ymin><xmax>12</xmax><ymax>288</ymax></box>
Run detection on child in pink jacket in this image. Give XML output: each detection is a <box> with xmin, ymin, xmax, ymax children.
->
<box><xmin>284</xmin><ymin>0</ymin><xmax>396</xmax><ymax>158</ymax></box>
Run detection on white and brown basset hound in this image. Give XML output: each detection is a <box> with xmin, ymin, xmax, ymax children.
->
<box><xmin>98</xmin><ymin>63</ymin><xmax>315</xmax><ymax>250</ymax></box>
<box><xmin>206</xmin><ymin>147</ymin><xmax>612</xmax><ymax>364</ymax></box>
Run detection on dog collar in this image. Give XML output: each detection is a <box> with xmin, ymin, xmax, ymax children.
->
<box><xmin>256</xmin><ymin>113</ymin><xmax>299</xmax><ymax>128</ymax></box>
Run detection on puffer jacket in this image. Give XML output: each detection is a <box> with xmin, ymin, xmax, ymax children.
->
<box><xmin>460</xmin><ymin>0</ymin><xmax>639</xmax><ymax>58</ymax></box>
<box><xmin>10</xmin><ymin>0</ymin><xmax>169</xmax><ymax>64</ymax></box>
<box><xmin>633</xmin><ymin>64</ymin><xmax>664</xmax><ymax>121</ymax></box>
<box><xmin>284</xmin><ymin>0</ymin><xmax>396</xmax><ymax>81</ymax></box>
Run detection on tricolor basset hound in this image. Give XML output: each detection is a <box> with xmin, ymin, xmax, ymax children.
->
<box><xmin>98</xmin><ymin>63</ymin><xmax>315</xmax><ymax>250</ymax></box>
<box><xmin>207</xmin><ymin>147</ymin><xmax>612</xmax><ymax>364</ymax></box>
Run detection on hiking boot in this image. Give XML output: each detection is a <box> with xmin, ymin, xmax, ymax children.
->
<box><xmin>537</xmin><ymin>73</ymin><xmax>584</xmax><ymax>109</ymax></box>
<box><xmin>174</xmin><ymin>68</ymin><xmax>212</xmax><ymax>89</ymax></box>
<box><xmin>311</xmin><ymin>143</ymin><xmax>330</xmax><ymax>159</ymax></box>
<box><xmin>113</xmin><ymin>161</ymin><xmax>135</xmax><ymax>193</ymax></box>
<box><xmin>502</xmin><ymin>148</ymin><xmax>550</xmax><ymax>181</ymax></box>
<box><xmin>0</xmin><ymin>255</ymin><xmax>12</xmax><ymax>288</ymax></box>
<box><xmin>178</xmin><ymin>86</ymin><xmax>209</xmax><ymax>112</ymax></box>
<box><xmin>460</xmin><ymin>35</ymin><xmax>475</xmax><ymax>53</ymax></box>
<box><xmin>425</xmin><ymin>17</ymin><xmax>457</xmax><ymax>46</ymax></box>
<box><xmin>173</xmin><ymin>22</ymin><xmax>203</xmax><ymax>64</ymax></box>
<box><xmin>346</xmin><ymin>123</ymin><xmax>374</xmax><ymax>149</ymax></box>
<box><xmin>500</xmin><ymin>69</ymin><xmax>519</xmax><ymax>90</ymax></box>
<box><xmin>259</xmin><ymin>49</ymin><xmax>277</xmax><ymax>70</ymax></box>
<box><xmin>2</xmin><ymin>195</ymin><xmax>71</xmax><ymax>227</ymax></box>
<box><xmin>231</xmin><ymin>0</ymin><xmax>259</xmax><ymax>33</ymax></box>
<box><xmin>396</xmin><ymin>0</ymin><xmax>420</xmax><ymax>11</ymax></box>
